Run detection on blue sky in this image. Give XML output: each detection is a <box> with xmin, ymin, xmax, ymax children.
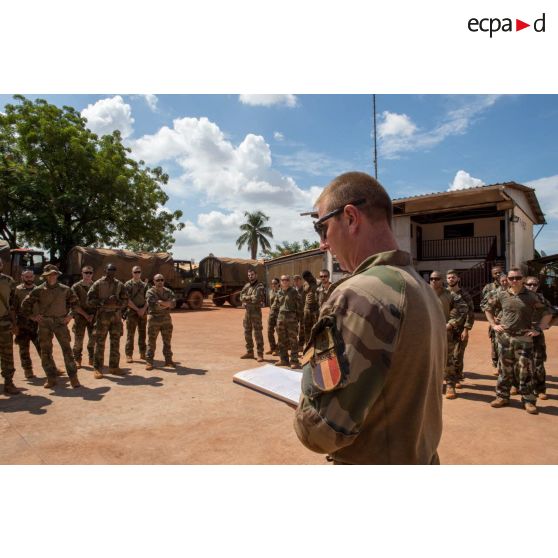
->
<box><xmin>1</xmin><ymin>94</ymin><xmax>557</xmax><ymax>261</ymax></box>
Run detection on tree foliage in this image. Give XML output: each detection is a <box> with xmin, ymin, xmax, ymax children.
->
<box><xmin>264</xmin><ymin>239</ymin><xmax>320</xmax><ymax>258</ymax></box>
<box><xmin>0</xmin><ymin>95</ymin><xmax>183</xmax><ymax>268</ymax></box>
<box><xmin>236</xmin><ymin>211</ymin><xmax>273</xmax><ymax>259</ymax></box>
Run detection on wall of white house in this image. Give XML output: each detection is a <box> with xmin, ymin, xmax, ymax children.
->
<box><xmin>393</xmin><ymin>215</ymin><xmax>412</xmax><ymax>254</ymax></box>
<box><xmin>510</xmin><ymin>205</ymin><xmax>535</xmax><ymax>266</ymax></box>
<box><xmin>419</xmin><ymin>216</ymin><xmax>501</xmax><ymax>247</ymax></box>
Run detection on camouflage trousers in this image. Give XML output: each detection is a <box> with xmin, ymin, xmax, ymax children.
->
<box><xmin>452</xmin><ymin>329</ymin><xmax>469</xmax><ymax>380</ymax></box>
<box><xmin>277</xmin><ymin>311</ymin><xmax>299</xmax><ymax>363</ymax></box>
<box><xmin>489</xmin><ymin>326</ymin><xmax>499</xmax><ymax>367</ymax></box>
<box><xmin>15</xmin><ymin>322</ymin><xmax>41</xmax><ymax>374</ymax></box>
<box><xmin>94</xmin><ymin>311</ymin><xmax>123</xmax><ymax>369</ymax></box>
<box><xmin>297</xmin><ymin>316</ymin><xmax>305</xmax><ymax>350</ymax></box>
<box><xmin>125</xmin><ymin>310</ymin><xmax>147</xmax><ymax>357</ymax></box>
<box><xmin>267</xmin><ymin>312</ymin><xmax>277</xmax><ymax>352</ymax></box>
<box><xmin>243</xmin><ymin>305</ymin><xmax>264</xmax><ymax>355</ymax></box>
<box><xmin>444</xmin><ymin>329</ymin><xmax>460</xmax><ymax>387</ymax></box>
<box><xmin>0</xmin><ymin>318</ymin><xmax>15</xmax><ymax>382</ymax></box>
<box><xmin>72</xmin><ymin>314</ymin><xmax>95</xmax><ymax>362</ymax></box>
<box><xmin>303</xmin><ymin>309</ymin><xmax>319</xmax><ymax>347</ymax></box>
<box><xmin>146</xmin><ymin>314</ymin><xmax>173</xmax><ymax>364</ymax></box>
<box><xmin>533</xmin><ymin>331</ymin><xmax>547</xmax><ymax>395</ymax></box>
<box><xmin>38</xmin><ymin>317</ymin><xmax>78</xmax><ymax>379</ymax></box>
<box><xmin>496</xmin><ymin>332</ymin><xmax>536</xmax><ymax>403</ymax></box>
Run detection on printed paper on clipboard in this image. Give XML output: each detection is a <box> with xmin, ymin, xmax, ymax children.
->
<box><xmin>233</xmin><ymin>364</ymin><xmax>302</xmax><ymax>405</ymax></box>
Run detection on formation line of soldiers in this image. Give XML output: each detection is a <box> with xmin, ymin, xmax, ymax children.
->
<box><xmin>239</xmin><ymin>268</ymin><xmax>333</xmax><ymax>369</ymax></box>
<box><xmin>0</xmin><ymin>261</ymin><xmax>177</xmax><ymax>395</ymax></box>
<box><xmin>428</xmin><ymin>264</ymin><xmax>555</xmax><ymax>414</ymax></box>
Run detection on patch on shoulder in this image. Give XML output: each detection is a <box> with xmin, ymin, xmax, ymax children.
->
<box><xmin>312</xmin><ymin>349</ymin><xmax>342</xmax><ymax>391</ymax></box>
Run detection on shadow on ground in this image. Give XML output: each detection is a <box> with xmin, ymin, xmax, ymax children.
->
<box><xmin>0</xmin><ymin>393</ymin><xmax>53</xmax><ymax>415</ymax></box>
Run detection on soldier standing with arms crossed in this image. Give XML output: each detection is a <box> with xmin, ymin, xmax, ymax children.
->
<box><xmin>239</xmin><ymin>268</ymin><xmax>265</xmax><ymax>362</ymax></box>
<box><xmin>481</xmin><ymin>265</ymin><xmax>504</xmax><ymax>369</ymax></box>
<box><xmin>0</xmin><ymin>259</ymin><xmax>20</xmax><ymax>394</ymax></box>
<box><xmin>21</xmin><ymin>264</ymin><xmax>82</xmax><ymax>389</ymax></box>
<box><xmin>71</xmin><ymin>265</ymin><xmax>96</xmax><ymax>368</ymax></box>
<box><xmin>125</xmin><ymin>265</ymin><xmax>148</xmax><ymax>363</ymax></box>
<box><xmin>145</xmin><ymin>274</ymin><xmax>176</xmax><ymax>370</ymax></box>
<box><xmin>485</xmin><ymin>268</ymin><xmax>553</xmax><ymax>414</ymax></box>
<box><xmin>272</xmin><ymin>275</ymin><xmax>301</xmax><ymax>369</ymax></box>
<box><xmin>87</xmin><ymin>263</ymin><xmax>128</xmax><ymax>378</ymax></box>
<box><xmin>294</xmin><ymin>172</ymin><xmax>445</xmax><ymax>464</ymax></box>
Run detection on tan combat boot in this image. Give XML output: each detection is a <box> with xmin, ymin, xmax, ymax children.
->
<box><xmin>145</xmin><ymin>363</ymin><xmax>154</xmax><ymax>371</ymax></box>
<box><xmin>256</xmin><ymin>354</ymin><xmax>264</xmax><ymax>363</ymax></box>
<box><xmin>265</xmin><ymin>349</ymin><xmax>275</xmax><ymax>355</ymax></box>
<box><xmin>290</xmin><ymin>362</ymin><xmax>301</xmax><ymax>370</ymax></box>
<box><xmin>88</xmin><ymin>357</ymin><xmax>94</xmax><ymax>366</ymax></box>
<box><xmin>490</xmin><ymin>397</ymin><xmax>509</xmax><ymax>408</ymax></box>
<box><xmin>538</xmin><ymin>392</ymin><xmax>548</xmax><ymax>400</ymax></box>
<box><xmin>69</xmin><ymin>375</ymin><xmax>82</xmax><ymax>389</ymax></box>
<box><xmin>94</xmin><ymin>369</ymin><xmax>104</xmax><ymax>379</ymax></box>
<box><xmin>125</xmin><ymin>356</ymin><xmax>133</xmax><ymax>363</ymax></box>
<box><xmin>24</xmin><ymin>369</ymin><xmax>35</xmax><ymax>379</ymax></box>
<box><xmin>164</xmin><ymin>361</ymin><xmax>176</xmax><ymax>368</ymax></box>
<box><xmin>75</xmin><ymin>359</ymin><xmax>82</xmax><ymax>369</ymax></box>
<box><xmin>56</xmin><ymin>368</ymin><xmax>65</xmax><ymax>377</ymax></box>
<box><xmin>240</xmin><ymin>352</ymin><xmax>255</xmax><ymax>359</ymax></box>
<box><xmin>445</xmin><ymin>386</ymin><xmax>457</xmax><ymax>400</ymax></box>
<box><xmin>277</xmin><ymin>360</ymin><xmax>290</xmax><ymax>367</ymax></box>
<box><xmin>109</xmin><ymin>368</ymin><xmax>126</xmax><ymax>376</ymax></box>
<box><xmin>44</xmin><ymin>377</ymin><xmax>57</xmax><ymax>389</ymax></box>
<box><xmin>524</xmin><ymin>402</ymin><xmax>538</xmax><ymax>415</ymax></box>
<box><xmin>3</xmin><ymin>382</ymin><xmax>21</xmax><ymax>395</ymax></box>
<box><xmin>139</xmin><ymin>352</ymin><xmax>146</xmax><ymax>360</ymax></box>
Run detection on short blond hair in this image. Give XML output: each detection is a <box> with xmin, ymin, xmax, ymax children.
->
<box><xmin>316</xmin><ymin>171</ymin><xmax>393</xmax><ymax>227</ymax></box>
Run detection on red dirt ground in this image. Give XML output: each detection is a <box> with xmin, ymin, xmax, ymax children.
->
<box><xmin>1</xmin><ymin>303</ymin><xmax>557</xmax><ymax>464</ymax></box>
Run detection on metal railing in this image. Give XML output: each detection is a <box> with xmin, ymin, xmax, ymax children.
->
<box><xmin>420</xmin><ymin>235</ymin><xmax>497</xmax><ymax>261</ymax></box>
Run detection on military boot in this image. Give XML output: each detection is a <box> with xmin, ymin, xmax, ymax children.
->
<box><xmin>445</xmin><ymin>386</ymin><xmax>457</xmax><ymax>400</ymax></box>
<box><xmin>524</xmin><ymin>402</ymin><xmax>538</xmax><ymax>415</ymax></box>
<box><xmin>125</xmin><ymin>356</ymin><xmax>133</xmax><ymax>363</ymax></box>
<box><xmin>24</xmin><ymin>369</ymin><xmax>36</xmax><ymax>379</ymax></box>
<box><xmin>44</xmin><ymin>377</ymin><xmax>57</xmax><ymax>389</ymax></box>
<box><xmin>69</xmin><ymin>375</ymin><xmax>82</xmax><ymax>389</ymax></box>
<box><xmin>109</xmin><ymin>368</ymin><xmax>126</xmax><ymax>376</ymax></box>
<box><xmin>277</xmin><ymin>360</ymin><xmax>290</xmax><ymax>367</ymax></box>
<box><xmin>3</xmin><ymin>381</ymin><xmax>21</xmax><ymax>395</ymax></box>
<box><xmin>145</xmin><ymin>363</ymin><xmax>154</xmax><ymax>371</ymax></box>
<box><xmin>256</xmin><ymin>354</ymin><xmax>264</xmax><ymax>363</ymax></box>
<box><xmin>490</xmin><ymin>397</ymin><xmax>509</xmax><ymax>408</ymax></box>
<box><xmin>240</xmin><ymin>352</ymin><xmax>255</xmax><ymax>359</ymax></box>
<box><xmin>265</xmin><ymin>349</ymin><xmax>275</xmax><ymax>355</ymax></box>
<box><xmin>75</xmin><ymin>359</ymin><xmax>82</xmax><ymax>369</ymax></box>
<box><xmin>538</xmin><ymin>392</ymin><xmax>548</xmax><ymax>400</ymax></box>
<box><xmin>56</xmin><ymin>368</ymin><xmax>65</xmax><ymax>377</ymax></box>
<box><xmin>93</xmin><ymin>369</ymin><xmax>104</xmax><ymax>379</ymax></box>
<box><xmin>290</xmin><ymin>361</ymin><xmax>301</xmax><ymax>370</ymax></box>
<box><xmin>88</xmin><ymin>357</ymin><xmax>94</xmax><ymax>366</ymax></box>
<box><xmin>165</xmin><ymin>361</ymin><xmax>176</xmax><ymax>368</ymax></box>
<box><xmin>140</xmin><ymin>352</ymin><xmax>146</xmax><ymax>360</ymax></box>
<box><xmin>510</xmin><ymin>386</ymin><xmax>519</xmax><ymax>395</ymax></box>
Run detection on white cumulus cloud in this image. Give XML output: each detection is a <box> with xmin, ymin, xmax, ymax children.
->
<box><xmin>273</xmin><ymin>131</ymin><xmax>284</xmax><ymax>141</ymax></box>
<box><xmin>81</xmin><ymin>95</ymin><xmax>134</xmax><ymax>139</ymax></box>
<box><xmin>142</xmin><ymin>94</ymin><xmax>158</xmax><ymax>112</ymax></box>
<box><xmin>379</xmin><ymin>111</ymin><xmax>417</xmax><ymax>138</ymax></box>
<box><xmin>448</xmin><ymin>170</ymin><xmax>485</xmax><ymax>191</ymax></box>
<box><xmin>239</xmin><ymin>94</ymin><xmax>298</xmax><ymax>108</ymax></box>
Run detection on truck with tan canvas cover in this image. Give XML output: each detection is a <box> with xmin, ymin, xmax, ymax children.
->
<box><xmin>65</xmin><ymin>246</ymin><xmax>207</xmax><ymax>309</ymax></box>
<box><xmin>0</xmin><ymin>240</ymin><xmax>46</xmax><ymax>282</ymax></box>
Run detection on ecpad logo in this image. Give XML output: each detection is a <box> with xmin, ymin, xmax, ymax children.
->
<box><xmin>468</xmin><ymin>13</ymin><xmax>546</xmax><ymax>37</ymax></box>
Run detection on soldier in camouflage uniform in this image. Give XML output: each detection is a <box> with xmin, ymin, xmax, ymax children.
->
<box><xmin>524</xmin><ymin>276</ymin><xmax>557</xmax><ymax>400</ymax></box>
<box><xmin>446</xmin><ymin>269</ymin><xmax>475</xmax><ymax>388</ymax></box>
<box><xmin>265</xmin><ymin>277</ymin><xmax>280</xmax><ymax>355</ymax></box>
<box><xmin>271</xmin><ymin>275</ymin><xmax>301</xmax><ymax>368</ymax></box>
<box><xmin>301</xmin><ymin>270</ymin><xmax>319</xmax><ymax>346</ymax></box>
<box><xmin>316</xmin><ymin>269</ymin><xmax>334</xmax><ymax>307</ymax></box>
<box><xmin>293</xmin><ymin>274</ymin><xmax>305</xmax><ymax>351</ymax></box>
<box><xmin>87</xmin><ymin>263</ymin><xmax>128</xmax><ymax>378</ymax></box>
<box><xmin>295</xmin><ymin>172</ymin><xmax>444</xmax><ymax>464</ymax></box>
<box><xmin>124</xmin><ymin>265</ymin><xmax>148</xmax><ymax>362</ymax></box>
<box><xmin>14</xmin><ymin>269</ymin><xmax>42</xmax><ymax>379</ymax></box>
<box><xmin>239</xmin><ymin>268</ymin><xmax>265</xmax><ymax>362</ymax></box>
<box><xmin>21</xmin><ymin>264</ymin><xmax>82</xmax><ymax>389</ymax></box>
<box><xmin>481</xmin><ymin>266</ymin><xmax>504</xmax><ymax>369</ymax></box>
<box><xmin>485</xmin><ymin>268</ymin><xmax>553</xmax><ymax>415</ymax></box>
<box><xmin>0</xmin><ymin>259</ymin><xmax>21</xmax><ymax>394</ymax></box>
<box><xmin>145</xmin><ymin>274</ymin><xmax>176</xmax><ymax>370</ymax></box>
<box><xmin>71</xmin><ymin>265</ymin><xmax>96</xmax><ymax>368</ymax></box>
<box><xmin>429</xmin><ymin>271</ymin><xmax>468</xmax><ymax>400</ymax></box>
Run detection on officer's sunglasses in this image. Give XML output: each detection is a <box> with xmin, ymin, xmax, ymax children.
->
<box><xmin>525</xmin><ymin>282</ymin><xmax>538</xmax><ymax>287</ymax></box>
<box><xmin>508</xmin><ymin>276</ymin><xmax>523</xmax><ymax>281</ymax></box>
<box><xmin>313</xmin><ymin>199</ymin><xmax>366</xmax><ymax>241</ymax></box>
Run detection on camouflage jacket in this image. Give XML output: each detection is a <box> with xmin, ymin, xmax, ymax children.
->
<box><xmin>448</xmin><ymin>287</ymin><xmax>475</xmax><ymax>330</ymax></box>
<box><xmin>240</xmin><ymin>280</ymin><xmax>265</xmax><ymax>307</ymax></box>
<box><xmin>303</xmin><ymin>281</ymin><xmax>319</xmax><ymax>312</ymax></box>
<box><xmin>485</xmin><ymin>287</ymin><xmax>552</xmax><ymax>334</ymax></box>
<box><xmin>532</xmin><ymin>292</ymin><xmax>558</xmax><ymax>324</ymax></box>
<box><xmin>294</xmin><ymin>250</ymin><xmax>445</xmax><ymax>465</ymax></box>
<box><xmin>0</xmin><ymin>273</ymin><xmax>16</xmax><ymax>322</ymax></box>
<box><xmin>317</xmin><ymin>282</ymin><xmax>334</xmax><ymax>307</ymax></box>
<box><xmin>271</xmin><ymin>286</ymin><xmax>301</xmax><ymax>318</ymax></box>
<box><xmin>71</xmin><ymin>280</ymin><xmax>96</xmax><ymax>315</ymax></box>
<box><xmin>125</xmin><ymin>279</ymin><xmax>148</xmax><ymax>309</ymax></box>
<box><xmin>435</xmin><ymin>288</ymin><xmax>468</xmax><ymax>330</ymax></box>
<box><xmin>480</xmin><ymin>282</ymin><xmax>502</xmax><ymax>312</ymax></box>
<box><xmin>14</xmin><ymin>283</ymin><xmax>37</xmax><ymax>328</ymax></box>
<box><xmin>146</xmin><ymin>286</ymin><xmax>176</xmax><ymax>317</ymax></box>
<box><xmin>87</xmin><ymin>276</ymin><xmax>128</xmax><ymax>313</ymax></box>
<box><xmin>21</xmin><ymin>282</ymin><xmax>78</xmax><ymax>318</ymax></box>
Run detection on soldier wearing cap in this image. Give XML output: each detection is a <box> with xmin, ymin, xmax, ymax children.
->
<box><xmin>87</xmin><ymin>263</ymin><xmax>128</xmax><ymax>378</ymax></box>
<box><xmin>21</xmin><ymin>264</ymin><xmax>82</xmax><ymax>389</ymax></box>
<box><xmin>239</xmin><ymin>268</ymin><xmax>266</xmax><ymax>362</ymax></box>
<box><xmin>124</xmin><ymin>266</ymin><xmax>148</xmax><ymax>362</ymax></box>
<box><xmin>0</xmin><ymin>258</ymin><xmax>21</xmax><ymax>394</ymax></box>
<box><xmin>71</xmin><ymin>265</ymin><xmax>96</xmax><ymax>368</ymax></box>
<box><xmin>145</xmin><ymin>274</ymin><xmax>176</xmax><ymax>370</ymax></box>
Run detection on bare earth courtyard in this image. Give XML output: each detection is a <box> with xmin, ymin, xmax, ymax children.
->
<box><xmin>1</xmin><ymin>302</ymin><xmax>557</xmax><ymax>465</ymax></box>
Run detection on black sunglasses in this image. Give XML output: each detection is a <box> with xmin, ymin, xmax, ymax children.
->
<box><xmin>313</xmin><ymin>199</ymin><xmax>366</xmax><ymax>240</ymax></box>
<box><xmin>154</xmin><ymin>279</ymin><xmax>164</xmax><ymax>282</ymax></box>
<box><xmin>508</xmin><ymin>276</ymin><xmax>523</xmax><ymax>281</ymax></box>
<box><xmin>83</xmin><ymin>271</ymin><xmax>93</xmax><ymax>275</ymax></box>
<box><xmin>430</xmin><ymin>277</ymin><xmax>441</xmax><ymax>281</ymax></box>
<box><xmin>525</xmin><ymin>283</ymin><xmax>538</xmax><ymax>287</ymax></box>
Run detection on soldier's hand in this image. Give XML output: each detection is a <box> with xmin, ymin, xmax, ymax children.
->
<box><xmin>526</xmin><ymin>329</ymin><xmax>540</xmax><ymax>337</ymax></box>
<box><xmin>461</xmin><ymin>329</ymin><xmax>469</xmax><ymax>341</ymax></box>
<box><xmin>493</xmin><ymin>324</ymin><xmax>504</xmax><ymax>333</ymax></box>
<box><xmin>32</xmin><ymin>314</ymin><xmax>43</xmax><ymax>324</ymax></box>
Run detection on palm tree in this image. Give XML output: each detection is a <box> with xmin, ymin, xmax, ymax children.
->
<box><xmin>236</xmin><ymin>211</ymin><xmax>273</xmax><ymax>259</ymax></box>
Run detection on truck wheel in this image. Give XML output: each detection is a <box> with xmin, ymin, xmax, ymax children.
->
<box><xmin>186</xmin><ymin>291</ymin><xmax>204</xmax><ymax>310</ymax></box>
<box><xmin>212</xmin><ymin>294</ymin><xmax>226</xmax><ymax>307</ymax></box>
<box><xmin>228</xmin><ymin>291</ymin><xmax>242</xmax><ymax>308</ymax></box>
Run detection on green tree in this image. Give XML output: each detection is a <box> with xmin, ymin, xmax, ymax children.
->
<box><xmin>0</xmin><ymin>95</ymin><xmax>183</xmax><ymax>268</ymax></box>
<box><xmin>236</xmin><ymin>211</ymin><xmax>273</xmax><ymax>259</ymax></box>
<box><xmin>265</xmin><ymin>239</ymin><xmax>320</xmax><ymax>258</ymax></box>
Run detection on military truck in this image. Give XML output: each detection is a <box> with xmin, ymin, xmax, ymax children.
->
<box><xmin>64</xmin><ymin>246</ymin><xmax>207</xmax><ymax>310</ymax></box>
<box><xmin>198</xmin><ymin>255</ymin><xmax>265</xmax><ymax>307</ymax></box>
<box><xmin>0</xmin><ymin>241</ymin><xmax>46</xmax><ymax>282</ymax></box>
